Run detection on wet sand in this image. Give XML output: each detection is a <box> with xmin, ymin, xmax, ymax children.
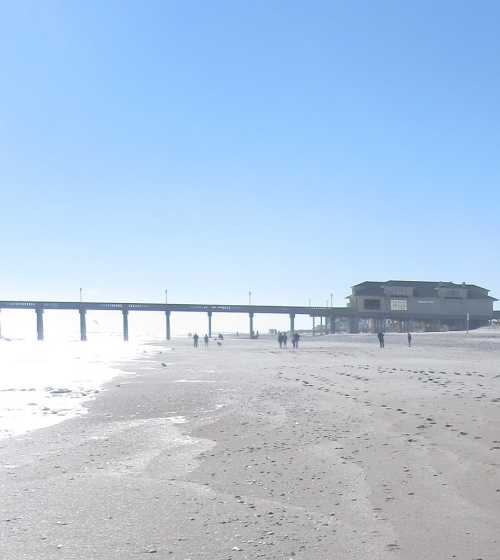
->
<box><xmin>1</xmin><ymin>330</ymin><xmax>500</xmax><ymax>559</ymax></box>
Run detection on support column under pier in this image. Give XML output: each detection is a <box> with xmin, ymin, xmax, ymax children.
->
<box><xmin>165</xmin><ymin>311</ymin><xmax>171</xmax><ymax>340</ymax></box>
<box><xmin>349</xmin><ymin>317</ymin><xmax>359</xmax><ymax>334</ymax></box>
<box><xmin>290</xmin><ymin>313</ymin><xmax>295</xmax><ymax>334</ymax></box>
<box><xmin>36</xmin><ymin>307</ymin><xmax>44</xmax><ymax>341</ymax></box>
<box><xmin>249</xmin><ymin>312</ymin><xmax>254</xmax><ymax>338</ymax></box>
<box><xmin>79</xmin><ymin>308</ymin><xmax>87</xmax><ymax>341</ymax></box>
<box><xmin>312</xmin><ymin>316</ymin><xmax>316</xmax><ymax>336</ymax></box>
<box><xmin>330</xmin><ymin>314</ymin><xmax>336</xmax><ymax>334</ymax></box>
<box><xmin>208</xmin><ymin>312</ymin><xmax>212</xmax><ymax>337</ymax></box>
<box><xmin>122</xmin><ymin>308</ymin><xmax>129</xmax><ymax>341</ymax></box>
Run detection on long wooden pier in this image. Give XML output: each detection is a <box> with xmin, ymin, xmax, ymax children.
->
<box><xmin>0</xmin><ymin>300</ymin><xmax>339</xmax><ymax>341</ymax></box>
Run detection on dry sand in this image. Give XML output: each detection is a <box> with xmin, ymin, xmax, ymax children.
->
<box><xmin>1</xmin><ymin>330</ymin><xmax>500</xmax><ymax>559</ymax></box>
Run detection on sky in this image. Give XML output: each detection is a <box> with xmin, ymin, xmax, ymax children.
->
<box><xmin>0</xmin><ymin>1</ymin><xmax>499</xmax><ymax>336</ymax></box>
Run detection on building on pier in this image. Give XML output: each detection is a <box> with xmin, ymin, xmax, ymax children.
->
<box><xmin>347</xmin><ymin>281</ymin><xmax>496</xmax><ymax>331</ymax></box>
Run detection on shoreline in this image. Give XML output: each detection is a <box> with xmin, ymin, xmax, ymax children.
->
<box><xmin>0</xmin><ymin>337</ymin><xmax>152</xmax><ymax>440</ymax></box>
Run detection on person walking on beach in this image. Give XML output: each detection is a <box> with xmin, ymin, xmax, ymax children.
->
<box><xmin>278</xmin><ymin>332</ymin><xmax>283</xmax><ymax>349</ymax></box>
<box><xmin>377</xmin><ymin>331</ymin><xmax>385</xmax><ymax>348</ymax></box>
<box><xmin>283</xmin><ymin>333</ymin><xmax>288</xmax><ymax>348</ymax></box>
<box><xmin>204</xmin><ymin>334</ymin><xmax>209</xmax><ymax>347</ymax></box>
<box><xmin>293</xmin><ymin>332</ymin><xmax>300</xmax><ymax>348</ymax></box>
<box><xmin>193</xmin><ymin>333</ymin><xmax>199</xmax><ymax>348</ymax></box>
<box><xmin>407</xmin><ymin>332</ymin><xmax>412</xmax><ymax>347</ymax></box>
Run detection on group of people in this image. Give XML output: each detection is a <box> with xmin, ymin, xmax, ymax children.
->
<box><xmin>195</xmin><ymin>330</ymin><xmax>413</xmax><ymax>350</ymax></box>
<box><xmin>278</xmin><ymin>331</ymin><xmax>301</xmax><ymax>349</ymax></box>
<box><xmin>192</xmin><ymin>333</ymin><xmax>224</xmax><ymax>347</ymax></box>
<box><xmin>377</xmin><ymin>331</ymin><xmax>412</xmax><ymax>348</ymax></box>
<box><xmin>278</xmin><ymin>332</ymin><xmax>288</xmax><ymax>348</ymax></box>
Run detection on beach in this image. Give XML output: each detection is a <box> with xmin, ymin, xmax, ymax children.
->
<box><xmin>1</xmin><ymin>330</ymin><xmax>500</xmax><ymax>559</ymax></box>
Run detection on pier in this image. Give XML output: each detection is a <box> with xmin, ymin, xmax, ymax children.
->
<box><xmin>0</xmin><ymin>299</ymin><xmax>493</xmax><ymax>341</ymax></box>
<box><xmin>0</xmin><ymin>300</ymin><xmax>340</xmax><ymax>341</ymax></box>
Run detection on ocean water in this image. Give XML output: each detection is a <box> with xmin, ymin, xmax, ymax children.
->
<box><xmin>0</xmin><ymin>337</ymin><xmax>149</xmax><ymax>439</ymax></box>
<box><xmin>0</xmin><ymin>311</ymin><xmax>167</xmax><ymax>440</ymax></box>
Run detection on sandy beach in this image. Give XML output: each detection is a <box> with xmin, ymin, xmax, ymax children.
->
<box><xmin>1</xmin><ymin>330</ymin><xmax>500</xmax><ymax>559</ymax></box>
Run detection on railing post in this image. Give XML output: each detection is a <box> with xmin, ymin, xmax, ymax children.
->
<box><xmin>79</xmin><ymin>307</ymin><xmax>87</xmax><ymax>341</ymax></box>
<box><xmin>36</xmin><ymin>306</ymin><xmax>44</xmax><ymax>341</ymax></box>
<box><xmin>165</xmin><ymin>310</ymin><xmax>171</xmax><ymax>340</ymax></box>
<box><xmin>122</xmin><ymin>306</ymin><xmax>129</xmax><ymax>341</ymax></box>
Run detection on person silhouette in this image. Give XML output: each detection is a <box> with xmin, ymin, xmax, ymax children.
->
<box><xmin>377</xmin><ymin>331</ymin><xmax>384</xmax><ymax>348</ymax></box>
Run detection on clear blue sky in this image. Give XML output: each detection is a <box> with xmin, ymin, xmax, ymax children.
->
<box><xmin>1</xmin><ymin>1</ymin><xmax>499</xmax><ymax>309</ymax></box>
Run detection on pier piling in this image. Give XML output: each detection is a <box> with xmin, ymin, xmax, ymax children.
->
<box><xmin>165</xmin><ymin>310</ymin><xmax>171</xmax><ymax>340</ymax></box>
<box><xmin>36</xmin><ymin>307</ymin><xmax>44</xmax><ymax>341</ymax></box>
<box><xmin>79</xmin><ymin>308</ymin><xmax>87</xmax><ymax>341</ymax></box>
<box><xmin>122</xmin><ymin>308</ymin><xmax>129</xmax><ymax>341</ymax></box>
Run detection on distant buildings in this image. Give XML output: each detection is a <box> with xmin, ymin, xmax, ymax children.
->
<box><xmin>347</xmin><ymin>281</ymin><xmax>496</xmax><ymax>331</ymax></box>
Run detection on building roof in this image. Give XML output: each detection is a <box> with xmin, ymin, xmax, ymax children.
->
<box><xmin>351</xmin><ymin>281</ymin><xmax>496</xmax><ymax>300</ymax></box>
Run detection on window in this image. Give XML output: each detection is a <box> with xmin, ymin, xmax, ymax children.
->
<box><xmin>364</xmin><ymin>299</ymin><xmax>381</xmax><ymax>310</ymax></box>
<box><xmin>438</xmin><ymin>288</ymin><xmax>466</xmax><ymax>299</ymax></box>
<box><xmin>385</xmin><ymin>286</ymin><xmax>414</xmax><ymax>297</ymax></box>
<box><xmin>391</xmin><ymin>299</ymin><xmax>408</xmax><ymax>311</ymax></box>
